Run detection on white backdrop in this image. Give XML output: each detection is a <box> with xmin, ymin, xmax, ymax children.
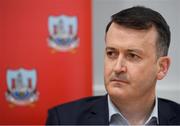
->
<box><xmin>93</xmin><ymin>0</ymin><xmax>180</xmax><ymax>103</ymax></box>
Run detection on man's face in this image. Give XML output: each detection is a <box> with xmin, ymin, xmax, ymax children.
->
<box><xmin>104</xmin><ymin>23</ymin><xmax>163</xmax><ymax>101</ymax></box>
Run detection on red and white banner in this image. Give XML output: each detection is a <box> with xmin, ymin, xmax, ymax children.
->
<box><xmin>0</xmin><ymin>0</ymin><xmax>92</xmax><ymax>124</ymax></box>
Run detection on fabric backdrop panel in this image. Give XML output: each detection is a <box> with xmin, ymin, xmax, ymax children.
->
<box><xmin>0</xmin><ymin>0</ymin><xmax>92</xmax><ymax>124</ymax></box>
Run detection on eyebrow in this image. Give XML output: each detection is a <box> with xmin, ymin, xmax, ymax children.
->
<box><xmin>127</xmin><ymin>49</ymin><xmax>144</xmax><ymax>54</ymax></box>
<box><xmin>105</xmin><ymin>47</ymin><xmax>117</xmax><ymax>51</ymax></box>
<box><xmin>106</xmin><ymin>47</ymin><xmax>143</xmax><ymax>53</ymax></box>
<box><xmin>106</xmin><ymin>46</ymin><xmax>144</xmax><ymax>55</ymax></box>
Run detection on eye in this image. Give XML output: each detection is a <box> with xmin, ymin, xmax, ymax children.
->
<box><xmin>127</xmin><ymin>53</ymin><xmax>141</xmax><ymax>61</ymax></box>
<box><xmin>106</xmin><ymin>50</ymin><xmax>119</xmax><ymax>59</ymax></box>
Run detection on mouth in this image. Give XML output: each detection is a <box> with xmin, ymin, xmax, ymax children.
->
<box><xmin>110</xmin><ymin>79</ymin><xmax>129</xmax><ymax>85</ymax></box>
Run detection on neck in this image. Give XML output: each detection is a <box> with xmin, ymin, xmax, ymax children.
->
<box><xmin>110</xmin><ymin>88</ymin><xmax>156</xmax><ymax>125</ymax></box>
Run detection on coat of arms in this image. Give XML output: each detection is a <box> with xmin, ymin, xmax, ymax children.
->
<box><xmin>5</xmin><ymin>68</ymin><xmax>39</xmax><ymax>106</ymax></box>
<box><xmin>47</xmin><ymin>15</ymin><xmax>79</xmax><ymax>52</ymax></box>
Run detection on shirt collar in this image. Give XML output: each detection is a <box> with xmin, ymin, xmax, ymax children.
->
<box><xmin>145</xmin><ymin>96</ymin><xmax>159</xmax><ymax>124</ymax></box>
<box><xmin>108</xmin><ymin>95</ymin><xmax>159</xmax><ymax>125</ymax></box>
<box><xmin>108</xmin><ymin>95</ymin><xmax>127</xmax><ymax>123</ymax></box>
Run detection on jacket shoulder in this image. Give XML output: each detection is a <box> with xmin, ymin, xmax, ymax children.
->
<box><xmin>55</xmin><ymin>96</ymin><xmax>103</xmax><ymax>110</ymax></box>
<box><xmin>158</xmin><ymin>97</ymin><xmax>180</xmax><ymax>124</ymax></box>
<box><xmin>159</xmin><ymin>98</ymin><xmax>180</xmax><ymax>110</ymax></box>
<box><xmin>46</xmin><ymin>95</ymin><xmax>106</xmax><ymax>125</ymax></box>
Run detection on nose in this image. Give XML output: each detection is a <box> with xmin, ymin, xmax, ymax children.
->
<box><xmin>113</xmin><ymin>55</ymin><xmax>127</xmax><ymax>73</ymax></box>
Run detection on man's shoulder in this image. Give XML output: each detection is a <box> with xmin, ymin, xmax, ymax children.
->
<box><xmin>46</xmin><ymin>95</ymin><xmax>108</xmax><ymax>124</ymax></box>
<box><xmin>53</xmin><ymin>95</ymin><xmax>105</xmax><ymax>110</ymax></box>
<box><xmin>158</xmin><ymin>98</ymin><xmax>180</xmax><ymax>115</ymax></box>
<box><xmin>49</xmin><ymin>95</ymin><xmax>107</xmax><ymax>115</ymax></box>
<box><xmin>158</xmin><ymin>98</ymin><xmax>180</xmax><ymax>109</ymax></box>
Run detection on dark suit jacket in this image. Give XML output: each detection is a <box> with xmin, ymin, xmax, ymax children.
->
<box><xmin>46</xmin><ymin>95</ymin><xmax>180</xmax><ymax>125</ymax></box>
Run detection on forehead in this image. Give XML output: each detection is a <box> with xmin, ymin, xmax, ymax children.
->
<box><xmin>105</xmin><ymin>23</ymin><xmax>158</xmax><ymax>52</ymax></box>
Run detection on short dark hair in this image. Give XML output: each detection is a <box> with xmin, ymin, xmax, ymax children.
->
<box><xmin>105</xmin><ymin>6</ymin><xmax>171</xmax><ymax>57</ymax></box>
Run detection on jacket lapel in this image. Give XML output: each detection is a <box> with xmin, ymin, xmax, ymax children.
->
<box><xmin>158</xmin><ymin>98</ymin><xmax>176</xmax><ymax>124</ymax></box>
<box><xmin>84</xmin><ymin>95</ymin><xmax>109</xmax><ymax>125</ymax></box>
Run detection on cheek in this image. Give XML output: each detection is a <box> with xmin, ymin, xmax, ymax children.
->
<box><xmin>104</xmin><ymin>60</ymin><xmax>114</xmax><ymax>80</ymax></box>
<box><xmin>104</xmin><ymin>63</ymin><xmax>111</xmax><ymax>78</ymax></box>
<box><xmin>130</xmin><ymin>64</ymin><xmax>157</xmax><ymax>86</ymax></box>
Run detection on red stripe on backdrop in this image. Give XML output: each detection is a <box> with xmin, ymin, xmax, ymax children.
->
<box><xmin>0</xmin><ymin>0</ymin><xmax>92</xmax><ymax>124</ymax></box>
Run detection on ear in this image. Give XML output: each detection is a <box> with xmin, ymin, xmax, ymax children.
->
<box><xmin>157</xmin><ymin>56</ymin><xmax>171</xmax><ymax>80</ymax></box>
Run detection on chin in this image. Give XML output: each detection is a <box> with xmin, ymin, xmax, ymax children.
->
<box><xmin>107</xmin><ymin>86</ymin><xmax>127</xmax><ymax>99</ymax></box>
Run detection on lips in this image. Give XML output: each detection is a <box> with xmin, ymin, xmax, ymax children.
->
<box><xmin>110</xmin><ymin>78</ymin><xmax>129</xmax><ymax>84</ymax></box>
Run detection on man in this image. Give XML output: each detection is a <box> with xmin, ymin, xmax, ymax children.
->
<box><xmin>46</xmin><ymin>6</ymin><xmax>180</xmax><ymax>125</ymax></box>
